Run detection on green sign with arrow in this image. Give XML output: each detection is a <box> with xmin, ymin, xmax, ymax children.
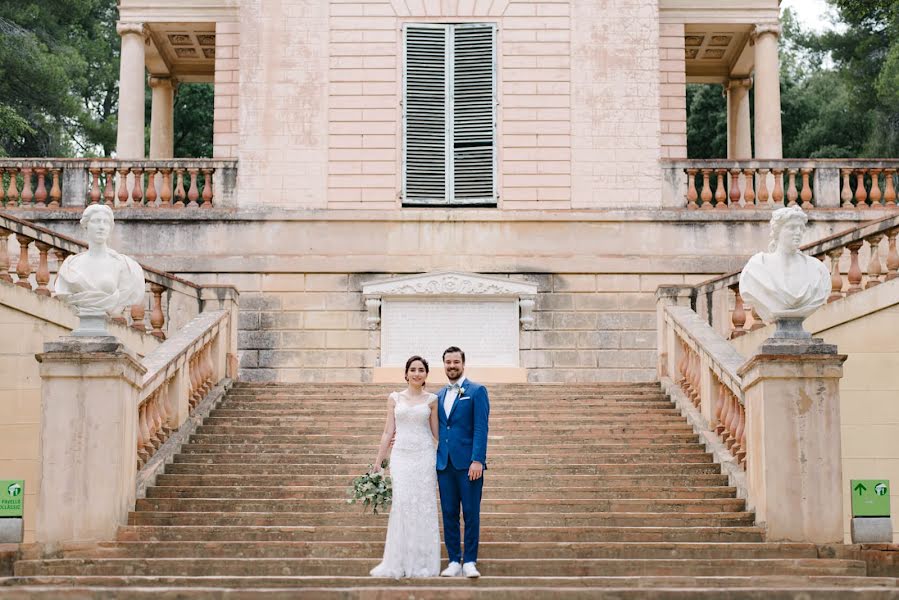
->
<box><xmin>850</xmin><ymin>479</ymin><xmax>890</xmax><ymax>517</ymax></box>
<box><xmin>0</xmin><ymin>480</ymin><xmax>24</xmax><ymax>517</ymax></box>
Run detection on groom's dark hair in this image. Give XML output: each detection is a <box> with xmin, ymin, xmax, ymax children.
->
<box><xmin>442</xmin><ymin>346</ymin><xmax>465</xmax><ymax>363</ymax></box>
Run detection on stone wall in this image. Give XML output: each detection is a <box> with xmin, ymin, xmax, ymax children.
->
<box><xmin>659</xmin><ymin>22</ymin><xmax>687</xmax><ymax>159</ymax></box>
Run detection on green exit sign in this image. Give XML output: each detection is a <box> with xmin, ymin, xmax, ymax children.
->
<box><xmin>0</xmin><ymin>480</ymin><xmax>24</xmax><ymax>517</ymax></box>
<box><xmin>851</xmin><ymin>479</ymin><xmax>890</xmax><ymax>517</ymax></box>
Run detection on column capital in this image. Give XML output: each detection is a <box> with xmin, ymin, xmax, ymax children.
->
<box><xmin>751</xmin><ymin>23</ymin><xmax>781</xmax><ymax>43</ymax></box>
<box><xmin>148</xmin><ymin>75</ymin><xmax>177</xmax><ymax>90</ymax></box>
<box><xmin>727</xmin><ymin>77</ymin><xmax>753</xmax><ymax>91</ymax></box>
<box><xmin>116</xmin><ymin>21</ymin><xmax>148</xmax><ymax>40</ymax></box>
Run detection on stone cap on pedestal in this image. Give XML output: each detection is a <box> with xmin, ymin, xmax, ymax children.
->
<box><xmin>738</xmin><ymin>350</ymin><xmax>846</xmax><ymax>391</ymax></box>
<box><xmin>36</xmin><ymin>336</ymin><xmax>146</xmax><ymax>387</ymax></box>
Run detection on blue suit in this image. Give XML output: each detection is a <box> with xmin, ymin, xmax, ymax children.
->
<box><xmin>436</xmin><ymin>378</ymin><xmax>489</xmax><ymax>564</ymax></box>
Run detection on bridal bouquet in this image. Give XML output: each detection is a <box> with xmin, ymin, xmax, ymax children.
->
<box><xmin>348</xmin><ymin>459</ymin><xmax>393</xmax><ymax>515</ymax></box>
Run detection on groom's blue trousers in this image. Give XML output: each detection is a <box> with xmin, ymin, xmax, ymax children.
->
<box><xmin>437</xmin><ymin>459</ymin><xmax>484</xmax><ymax>564</ymax></box>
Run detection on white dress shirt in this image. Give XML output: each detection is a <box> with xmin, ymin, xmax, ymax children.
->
<box><xmin>443</xmin><ymin>376</ymin><xmax>467</xmax><ymax>420</ymax></box>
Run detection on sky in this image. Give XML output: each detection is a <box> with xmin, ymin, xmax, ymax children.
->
<box><xmin>781</xmin><ymin>0</ymin><xmax>842</xmax><ymax>33</ymax></box>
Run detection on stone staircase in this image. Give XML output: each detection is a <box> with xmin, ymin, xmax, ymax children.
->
<box><xmin>3</xmin><ymin>382</ymin><xmax>898</xmax><ymax>598</ymax></box>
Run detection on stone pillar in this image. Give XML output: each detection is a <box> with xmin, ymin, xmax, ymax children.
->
<box><xmin>738</xmin><ymin>344</ymin><xmax>846</xmax><ymax>543</ymax></box>
<box><xmin>752</xmin><ymin>24</ymin><xmax>783</xmax><ymax>159</ymax></box>
<box><xmin>115</xmin><ymin>22</ymin><xmax>148</xmax><ymax>159</ymax></box>
<box><xmin>727</xmin><ymin>78</ymin><xmax>753</xmax><ymax>159</ymax></box>
<box><xmin>35</xmin><ymin>338</ymin><xmax>146</xmax><ymax>550</ymax></box>
<box><xmin>149</xmin><ymin>76</ymin><xmax>176</xmax><ymax>159</ymax></box>
<box><xmin>655</xmin><ymin>285</ymin><xmax>695</xmax><ymax>379</ymax></box>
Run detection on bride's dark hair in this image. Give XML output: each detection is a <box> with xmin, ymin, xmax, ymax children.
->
<box><xmin>404</xmin><ymin>355</ymin><xmax>429</xmax><ymax>374</ymax></box>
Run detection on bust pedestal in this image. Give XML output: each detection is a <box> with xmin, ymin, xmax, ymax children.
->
<box><xmin>738</xmin><ymin>343</ymin><xmax>846</xmax><ymax>543</ymax></box>
<box><xmin>34</xmin><ymin>338</ymin><xmax>146</xmax><ymax>551</ymax></box>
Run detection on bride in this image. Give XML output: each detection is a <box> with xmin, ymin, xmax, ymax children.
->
<box><xmin>369</xmin><ymin>355</ymin><xmax>441</xmax><ymax>578</ymax></box>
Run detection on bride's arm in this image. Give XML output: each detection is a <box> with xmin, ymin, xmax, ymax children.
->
<box><xmin>373</xmin><ymin>393</ymin><xmax>397</xmax><ymax>472</ymax></box>
<box><xmin>429</xmin><ymin>397</ymin><xmax>439</xmax><ymax>443</ymax></box>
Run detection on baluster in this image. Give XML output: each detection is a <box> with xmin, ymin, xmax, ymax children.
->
<box><xmin>117</xmin><ymin>168</ymin><xmax>129</xmax><ymax>207</ymax></box>
<box><xmin>149</xmin><ymin>394</ymin><xmax>164</xmax><ymax>448</ymax></box>
<box><xmin>15</xmin><ymin>235</ymin><xmax>32</xmax><ymax>289</ymax></box>
<box><xmin>749</xmin><ymin>305</ymin><xmax>764</xmax><ymax>330</ymax></box>
<box><xmin>884</xmin><ymin>169</ymin><xmax>897</xmax><ymax>208</ymax></box>
<box><xmin>52</xmin><ymin>250</ymin><xmax>67</xmax><ymax>289</ymax></box>
<box><xmin>34</xmin><ymin>242</ymin><xmax>51</xmax><ymax>296</ymax></box>
<box><xmin>714</xmin><ymin>169</ymin><xmax>727</xmax><ymax>209</ymax></box>
<box><xmin>870</xmin><ymin>169</ymin><xmax>883</xmax><ymax>207</ymax></box>
<box><xmin>174</xmin><ymin>168</ymin><xmax>186</xmax><ymax>208</ymax></box>
<box><xmin>149</xmin><ymin>283</ymin><xmax>166</xmax><ymax>340</ymax></box>
<box><xmin>865</xmin><ymin>234</ymin><xmax>884</xmax><ymax>289</ymax></box>
<box><xmin>757</xmin><ymin>168</ymin><xmax>770</xmax><ymax>206</ymax></box>
<box><xmin>725</xmin><ymin>395</ymin><xmax>739</xmax><ymax>449</ymax></box>
<box><xmin>201</xmin><ymin>168</ymin><xmax>214</xmax><ymax>208</ymax></box>
<box><xmin>735</xmin><ymin>406</ymin><xmax>747</xmax><ymax>464</ymax></box>
<box><xmin>718</xmin><ymin>389</ymin><xmax>732</xmax><ymax>440</ymax></box>
<box><xmin>886</xmin><ymin>229</ymin><xmax>899</xmax><ymax>281</ymax></box>
<box><xmin>846</xmin><ymin>241</ymin><xmax>864</xmax><ymax>294</ymax></box>
<box><xmin>48</xmin><ymin>169</ymin><xmax>61</xmax><ymax>209</ymax></box>
<box><xmin>145</xmin><ymin>168</ymin><xmax>158</xmax><ymax>207</ymax></box>
<box><xmin>686</xmin><ymin>168</ymin><xmax>698</xmax><ymax>209</ymax></box>
<box><xmin>89</xmin><ymin>167</ymin><xmax>102</xmax><ymax>205</ymax></box>
<box><xmin>131</xmin><ymin>292</ymin><xmax>147</xmax><ymax>332</ymax></box>
<box><xmin>786</xmin><ymin>169</ymin><xmax>799</xmax><ymax>207</ymax></box>
<box><xmin>159</xmin><ymin>168</ymin><xmax>172</xmax><ymax>208</ymax></box>
<box><xmin>700</xmin><ymin>169</ymin><xmax>713</xmax><ymax>210</ymax></box>
<box><xmin>187</xmin><ymin>169</ymin><xmax>200</xmax><ymax>207</ymax></box>
<box><xmin>855</xmin><ymin>169</ymin><xmax>868</xmax><ymax>208</ymax></box>
<box><xmin>189</xmin><ymin>355</ymin><xmax>202</xmax><ymax>408</ymax></box>
<box><xmin>729</xmin><ymin>169</ymin><xmax>742</xmax><ymax>207</ymax></box>
<box><xmin>137</xmin><ymin>403</ymin><xmax>152</xmax><ymax>465</ymax></box>
<box><xmin>34</xmin><ymin>168</ymin><xmax>47</xmax><ymax>207</ymax></box>
<box><xmin>729</xmin><ymin>284</ymin><xmax>746</xmax><ymax>339</ymax></box>
<box><xmin>676</xmin><ymin>339</ymin><xmax>687</xmax><ymax>388</ymax></box>
<box><xmin>840</xmin><ymin>168</ymin><xmax>854</xmax><ymax>207</ymax></box>
<box><xmin>20</xmin><ymin>168</ymin><xmax>33</xmax><ymax>207</ymax></box>
<box><xmin>800</xmin><ymin>168</ymin><xmax>813</xmax><ymax>206</ymax></box>
<box><xmin>690</xmin><ymin>352</ymin><xmax>700</xmax><ymax>408</ymax></box>
<box><xmin>131</xmin><ymin>168</ymin><xmax>144</xmax><ymax>207</ymax></box>
<box><xmin>103</xmin><ymin>169</ymin><xmax>116</xmax><ymax>205</ymax></box>
<box><xmin>772</xmin><ymin>168</ymin><xmax>784</xmax><ymax>206</ymax></box>
<box><xmin>6</xmin><ymin>168</ymin><xmax>19</xmax><ymax>206</ymax></box>
<box><xmin>0</xmin><ymin>230</ymin><xmax>11</xmax><ymax>283</ymax></box>
<box><xmin>743</xmin><ymin>169</ymin><xmax>755</xmax><ymax>207</ymax></box>
<box><xmin>827</xmin><ymin>248</ymin><xmax>844</xmax><ymax>302</ymax></box>
<box><xmin>714</xmin><ymin>381</ymin><xmax>726</xmax><ymax>434</ymax></box>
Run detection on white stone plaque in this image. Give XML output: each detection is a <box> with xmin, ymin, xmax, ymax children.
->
<box><xmin>381</xmin><ymin>299</ymin><xmax>520</xmax><ymax>367</ymax></box>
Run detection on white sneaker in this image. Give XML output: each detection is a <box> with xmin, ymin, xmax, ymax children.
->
<box><xmin>440</xmin><ymin>562</ymin><xmax>462</xmax><ymax>577</ymax></box>
<box><xmin>462</xmin><ymin>562</ymin><xmax>480</xmax><ymax>578</ymax></box>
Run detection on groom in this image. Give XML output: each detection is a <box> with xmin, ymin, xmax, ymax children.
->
<box><xmin>436</xmin><ymin>346</ymin><xmax>490</xmax><ymax>578</ymax></box>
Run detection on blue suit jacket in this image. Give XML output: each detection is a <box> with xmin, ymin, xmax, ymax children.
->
<box><xmin>436</xmin><ymin>379</ymin><xmax>490</xmax><ymax>471</ymax></box>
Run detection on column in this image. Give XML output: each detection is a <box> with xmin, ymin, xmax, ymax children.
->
<box><xmin>35</xmin><ymin>338</ymin><xmax>146</xmax><ymax>550</ymax></box>
<box><xmin>752</xmin><ymin>24</ymin><xmax>783</xmax><ymax>159</ymax></box>
<box><xmin>149</xmin><ymin>76</ymin><xmax>176</xmax><ymax>159</ymax></box>
<box><xmin>727</xmin><ymin>78</ymin><xmax>753</xmax><ymax>159</ymax></box>
<box><xmin>739</xmin><ymin>347</ymin><xmax>845</xmax><ymax>543</ymax></box>
<box><xmin>115</xmin><ymin>22</ymin><xmax>148</xmax><ymax>159</ymax></box>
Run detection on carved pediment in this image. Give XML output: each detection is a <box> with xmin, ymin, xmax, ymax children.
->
<box><xmin>362</xmin><ymin>271</ymin><xmax>538</xmax><ymax>298</ymax></box>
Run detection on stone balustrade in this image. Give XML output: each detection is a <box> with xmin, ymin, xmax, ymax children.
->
<box><xmin>136</xmin><ymin>310</ymin><xmax>230</xmax><ymax>470</ymax></box>
<box><xmin>0</xmin><ymin>159</ymin><xmax>236</xmax><ymax>210</ymax></box>
<box><xmin>663</xmin><ymin>159</ymin><xmax>899</xmax><ymax>210</ymax></box>
<box><xmin>692</xmin><ymin>212</ymin><xmax>899</xmax><ymax>339</ymax></box>
<box><xmin>0</xmin><ymin>210</ymin><xmax>222</xmax><ymax>338</ymax></box>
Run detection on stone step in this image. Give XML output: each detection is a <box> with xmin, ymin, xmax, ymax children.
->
<box><xmin>66</xmin><ymin>541</ymin><xmax>819</xmax><ymax>560</ymax></box>
<box><xmin>145</xmin><ymin>485</ymin><xmax>738</xmax><ymax>500</ymax></box>
<box><xmin>202</xmin><ymin>415</ymin><xmax>690</xmax><ymax>425</ymax></box>
<box><xmin>134</xmin><ymin>498</ymin><xmax>746</xmax><ymax>514</ymax></box>
<box><xmin>153</xmin><ymin>473</ymin><xmax>733</xmax><ymax>487</ymax></box>
<box><xmin>162</xmin><ymin>462</ymin><xmax>723</xmax><ymax>476</ymax></box>
<box><xmin>13</xmin><ymin>558</ymin><xmax>868</xmax><ymax>578</ymax></box>
<box><xmin>187</xmin><ymin>433</ymin><xmax>703</xmax><ymax>444</ymax></box>
<box><xmin>117</xmin><ymin>525</ymin><xmax>766</xmax><ymax>543</ymax></box>
<box><xmin>176</xmin><ymin>443</ymin><xmax>710</xmax><ymax>455</ymax></box>
<box><xmin>127</xmin><ymin>512</ymin><xmax>756</xmax><ymax>528</ymax></box>
<box><xmin>193</xmin><ymin>424</ymin><xmax>697</xmax><ymax>435</ymax></box>
<box><xmin>170</xmin><ymin>452</ymin><xmax>716</xmax><ymax>465</ymax></box>
<box><xmin>212</xmin><ymin>406</ymin><xmax>682</xmax><ymax>415</ymax></box>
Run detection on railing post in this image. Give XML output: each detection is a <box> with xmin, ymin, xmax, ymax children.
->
<box><xmin>199</xmin><ymin>285</ymin><xmax>241</xmax><ymax>378</ymax></box>
<box><xmin>813</xmin><ymin>166</ymin><xmax>841</xmax><ymax>208</ymax></box>
<box><xmin>61</xmin><ymin>163</ymin><xmax>89</xmax><ymax>208</ymax></box>
<box><xmin>738</xmin><ymin>344</ymin><xmax>846</xmax><ymax>543</ymax></box>
<box><xmin>34</xmin><ymin>338</ymin><xmax>146</xmax><ymax>550</ymax></box>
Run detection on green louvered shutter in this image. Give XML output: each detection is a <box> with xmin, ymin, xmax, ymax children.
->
<box><xmin>403</xmin><ymin>23</ymin><xmax>496</xmax><ymax>206</ymax></box>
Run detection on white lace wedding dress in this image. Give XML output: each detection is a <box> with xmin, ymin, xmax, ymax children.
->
<box><xmin>369</xmin><ymin>392</ymin><xmax>441</xmax><ymax>578</ymax></box>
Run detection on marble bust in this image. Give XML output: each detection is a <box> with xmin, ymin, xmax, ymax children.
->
<box><xmin>54</xmin><ymin>205</ymin><xmax>145</xmax><ymax>334</ymax></box>
<box><xmin>739</xmin><ymin>206</ymin><xmax>830</xmax><ymax>332</ymax></box>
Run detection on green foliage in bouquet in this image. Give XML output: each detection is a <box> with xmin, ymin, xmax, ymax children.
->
<box><xmin>348</xmin><ymin>458</ymin><xmax>393</xmax><ymax>515</ymax></box>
